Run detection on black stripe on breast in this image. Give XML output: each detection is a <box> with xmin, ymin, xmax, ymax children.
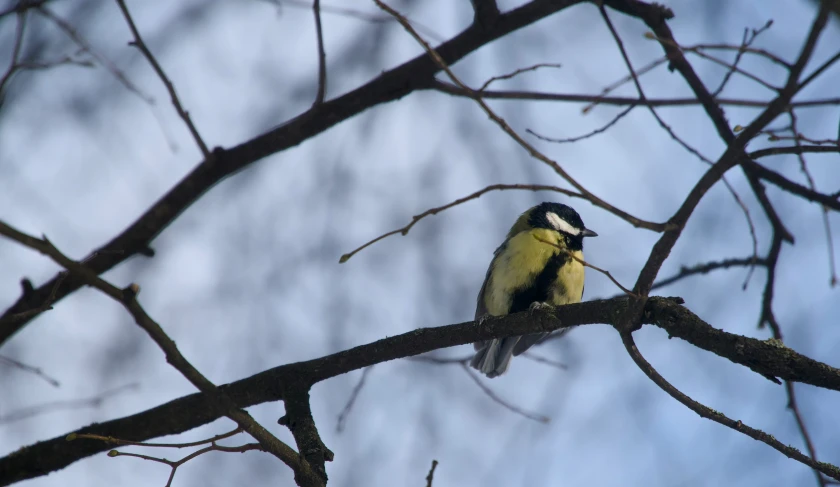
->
<box><xmin>509</xmin><ymin>251</ymin><xmax>568</xmax><ymax>314</ymax></box>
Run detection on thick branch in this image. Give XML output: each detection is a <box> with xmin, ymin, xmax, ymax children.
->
<box><xmin>746</xmin><ymin>160</ymin><xmax>840</xmax><ymax>210</ymax></box>
<box><xmin>3</xmin><ymin>297</ymin><xmax>838</xmax><ymax>485</ymax></box>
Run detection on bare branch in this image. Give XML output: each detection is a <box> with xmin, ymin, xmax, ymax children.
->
<box><xmin>619</xmin><ymin>331</ymin><xmax>840</xmax><ymax>482</ymax></box>
<box><xmin>336</xmin><ymin>366</ymin><xmax>372</xmax><ymax>432</ymax></box>
<box><xmin>461</xmin><ymin>363</ymin><xmax>550</xmax><ymax>423</ymax></box>
<box><xmin>604</xmin><ymin>0</ymin><xmax>830</xmax><ymax>304</ymax></box>
<box><xmin>0</xmin><ymin>384</ymin><xmax>137</xmax><ymax>424</ymax></box>
<box><xmin>0</xmin><ymin>0</ymin><xmax>585</xmax><ymax>348</ymax></box>
<box><xmin>479</xmin><ymin>62</ymin><xmax>563</xmax><ymax>91</ymax></box>
<box><xmin>711</xmin><ymin>21</ymin><xmax>772</xmax><ymax>97</ymax></box>
<box><xmin>114</xmin><ymin>0</ymin><xmax>210</xmax><ymax>158</ymax></box>
<box><xmin>340</xmin><ymin>183</ymin><xmax>668</xmax><ymax>264</ymax></box>
<box><xmin>411</xmin><ymin>355</ymin><xmax>550</xmax><ymax>421</ymax></box>
<box><xmin>68</xmin><ymin>427</ymin><xmax>243</xmax><ymax>449</ymax></box>
<box><xmin>375</xmin><ymin>0</ymin><xmax>667</xmax><ymax>257</ymax></box>
<box><xmin>745</xmin><ymin>161</ymin><xmax>840</xmax><ymax>211</ymax></box>
<box><xmin>0</xmin><ymin>354</ymin><xmax>60</xmax><ymax>387</ymax></box>
<box><xmin>749</xmin><ymin>145</ymin><xmax>840</xmax><ymax>159</ymax></box>
<box><xmin>645</xmin><ymin>32</ymin><xmax>781</xmax><ymax>92</ymax></box>
<box><xmin>312</xmin><ymin>0</ymin><xmax>327</xmax><ymax>106</ymax></box>
<box><xmin>425</xmin><ymin>459</ymin><xmax>439</xmax><ymax>487</ymax></box>
<box><xmin>107</xmin><ymin>441</ymin><xmax>263</xmax><ymax>487</ymax></box>
<box><xmin>650</xmin><ymin>256</ymin><xmax>768</xmax><ymax>292</ymax></box>
<box><xmin>0</xmin><ymin>220</ymin><xmax>314</xmax><ymax>486</ymax></box>
<box><xmin>36</xmin><ymin>5</ymin><xmax>152</xmax><ymax>103</ymax></box>
<box><xmin>433</xmin><ymin>80</ymin><xmax>840</xmax><ymax>109</ymax></box>
<box><xmin>784</xmin><ymin>381</ymin><xmax>827</xmax><ymax>487</ymax></box>
<box><xmin>527</xmin><ymin>105</ymin><xmax>635</xmax><ymax>144</ymax></box>
<box><xmin>258</xmin><ymin>0</ymin><xmax>446</xmax><ymax>42</ymax></box>
<box><xmin>533</xmin><ymin>234</ymin><xmax>638</xmax><ymax>297</ymax></box>
<box><xmin>520</xmin><ymin>351</ymin><xmax>568</xmax><ymax>370</ymax></box>
<box><xmin>600</xmin><ymin>4</ymin><xmax>759</xmax><ymax>268</ymax></box>
<box><xmin>5</xmin><ymin>296</ymin><xmax>840</xmax><ymax>484</ymax></box>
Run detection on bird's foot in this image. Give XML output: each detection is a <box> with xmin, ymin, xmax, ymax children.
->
<box><xmin>476</xmin><ymin>314</ymin><xmax>491</xmax><ymax>326</ymax></box>
<box><xmin>529</xmin><ymin>301</ymin><xmax>557</xmax><ymax>320</ymax></box>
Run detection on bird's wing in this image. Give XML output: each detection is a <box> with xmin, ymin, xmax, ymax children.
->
<box><xmin>473</xmin><ymin>240</ymin><xmax>508</xmax><ymax>351</ymax></box>
<box><xmin>474</xmin><ymin>239</ymin><xmax>508</xmax><ymax>321</ymax></box>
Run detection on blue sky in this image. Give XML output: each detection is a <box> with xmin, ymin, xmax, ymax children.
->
<box><xmin>1</xmin><ymin>1</ymin><xmax>838</xmax><ymax>486</ymax></box>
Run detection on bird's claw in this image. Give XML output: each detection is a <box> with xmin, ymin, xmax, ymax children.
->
<box><xmin>529</xmin><ymin>301</ymin><xmax>556</xmax><ymax>318</ymax></box>
<box><xmin>476</xmin><ymin>314</ymin><xmax>491</xmax><ymax>326</ymax></box>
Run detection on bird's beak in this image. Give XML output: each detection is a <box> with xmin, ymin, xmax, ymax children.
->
<box><xmin>581</xmin><ymin>228</ymin><xmax>598</xmax><ymax>237</ymax></box>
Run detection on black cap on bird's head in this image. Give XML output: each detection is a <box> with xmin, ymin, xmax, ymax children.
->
<box><xmin>527</xmin><ymin>202</ymin><xmax>598</xmax><ymax>239</ymax></box>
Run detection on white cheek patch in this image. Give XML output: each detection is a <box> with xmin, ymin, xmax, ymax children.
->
<box><xmin>546</xmin><ymin>212</ymin><xmax>580</xmax><ymax>235</ymax></box>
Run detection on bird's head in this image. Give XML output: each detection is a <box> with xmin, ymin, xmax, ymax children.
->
<box><xmin>509</xmin><ymin>202</ymin><xmax>597</xmax><ymax>248</ymax></box>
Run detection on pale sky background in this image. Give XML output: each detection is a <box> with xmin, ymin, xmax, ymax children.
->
<box><xmin>1</xmin><ymin>1</ymin><xmax>839</xmax><ymax>486</ymax></box>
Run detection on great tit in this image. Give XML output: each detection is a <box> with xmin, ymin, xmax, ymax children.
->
<box><xmin>470</xmin><ymin>202</ymin><xmax>597</xmax><ymax>378</ymax></box>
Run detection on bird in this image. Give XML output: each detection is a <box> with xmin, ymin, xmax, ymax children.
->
<box><xmin>470</xmin><ymin>202</ymin><xmax>597</xmax><ymax>378</ymax></box>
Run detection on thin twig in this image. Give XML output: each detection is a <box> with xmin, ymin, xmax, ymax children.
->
<box><xmin>460</xmin><ymin>363</ymin><xmax>549</xmax><ymax>423</ymax></box>
<box><xmin>581</xmin><ymin>57</ymin><xmax>668</xmax><ymax>113</ymax></box>
<box><xmin>433</xmin><ymin>80</ymin><xmax>840</xmax><ymax>108</ymax></box>
<box><xmin>107</xmin><ymin>442</ymin><xmax>263</xmax><ymax>487</ymax></box>
<box><xmin>68</xmin><ymin>427</ymin><xmax>243</xmax><ymax>448</ymax></box>
<box><xmin>619</xmin><ymin>331</ymin><xmax>840</xmax><ymax>481</ymax></box>
<box><xmin>761</xmin><ymin>133</ymin><xmax>840</xmax><ymax>146</ymax></box>
<box><xmin>479</xmin><ymin>62</ymin><xmax>562</xmax><ymax>91</ymax></box>
<box><xmin>685</xmin><ymin>45</ymin><xmax>779</xmax><ymax>92</ymax></box>
<box><xmin>0</xmin><ymin>272</ymin><xmax>69</xmax><ymax>326</ymax></box>
<box><xmin>425</xmin><ymin>459</ymin><xmax>439</xmax><ymax>487</ymax></box>
<box><xmin>749</xmin><ymin>145</ymin><xmax>840</xmax><ymax>159</ymax></box>
<box><xmin>0</xmin><ymin>384</ymin><xmax>137</xmax><ymax>424</ymax></box>
<box><xmin>114</xmin><ymin>0</ymin><xmax>210</xmax><ymax>157</ymax></box>
<box><xmin>785</xmin><ymin>380</ymin><xmax>827</xmax><ymax>487</ymax></box>
<box><xmin>712</xmin><ymin>28</ymin><xmax>749</xmax><ymax>97</ymax></box>
<box><xmin>437</xmin><ymin>78</ymin><xmax>840</xmax><ymax>108</ymax></box>
<box><xmin>0</xmin><ymin>354</ymin><xmax>60</xmax><ymax>387</ymax></box>
<box><xmin>798</xmin><ymin>49</ymin><xmax>840</xmax><ymax>91</ymax></box>
<box><xmin>601</xmin><ymin>5</ymin><xmax>759</xmax><ymax>267</ymax></box>
<box><xmin>410</xmin><ymin>356</ymin><xmax>550</xmax><ymax>421</ymax></box>
<box><xmin>336</xmin><ymin>366</ymin><xmax>372</xmax><ymax>432</ymax></box>
<box><xmin>0</xmin><ymin>9</ymin><xmax>27</xmax><ymax>97</ymax></box>
<box><xmin>758</xmin><ymin>234</ymin><xmax>784</xmax><ymax>337</ymax></box>
<box><xmin>257</xmin><ymin>0</ymin><xmax>446</xmax><ymax>42</ymax></box>
<box><xmin>339</xmin><ymin>183</ymin><xmax>667</xmax><ymax>263</ymax></box>
<box><xmin>312</xmin><ymin>0</ymin><xmax>327</xmax><ymax>106</ymax></box>
<box><xmin>36</xmin><ymin>5</ymin><xmax>153</xmax><ymax>103</ymax></box>
<box><xmin>374</xmin><ymin>0</ymin><xmax>658</xmax><ymax>242</ymax></box>
<box><xmin>533</xmin><ymin>235</ymin><xmax>638</xmax><ymax>298</ymax></box>
<box><xmin>711</xmin><ymin>20</ymin><xmax>774</xmax><ymax>97</ymax></box>
<box><xmin>650</xmin><ymin>256</ymin><xmax>767</xmax><ymax>291</ymax></box>
<box><xmin>520</xmin><ymin>351</ymin><xmax>568</xmax><ymax>370</ymax></box>
<box><xmin>527</xmin><ymin>105</ymin><xmax>635</xmax><ymax>144</ymax></box>
<box><xmin>788</xmin><ymin>110</ymin><xmax>837</xmax><ymax>286</ymax></box>
<box><xmin>648</xmin><ymin>32</ymin><xmax>791</xmax><ymax>69</ymax></box>
<box><xmin>0</xmin><ymin>220</ymin><xmax>308</xmax><ymax>481</ymax></box>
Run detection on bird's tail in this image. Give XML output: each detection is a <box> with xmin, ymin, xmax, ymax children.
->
<box><xmin>470</xmin><ymin>337</ymin><xmax>519</xmax><ymax>378</ymax></box>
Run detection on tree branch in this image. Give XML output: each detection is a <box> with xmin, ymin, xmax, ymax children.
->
<box><xmin>3</xmin><ymin>296</ymin><xmax>839</xmax><ymax>485</ymax></box>
<box><xmin>620</xmin><ymin>331</ymin><xmax>840</xmax><ymax>481</ymax></box>
<box><xmin>0</xmin><ymin>0</ymin><xmax>586</xmax><ymax>348</ymax></box>
<box><xmin>0</xmin><ymin>221</ymin><xmax>317</xmax><ymax>486</ymax></box>
<box><xmin>115</xmin><ymin>0</ymin><xmax>210</xmax><ymax>157</ymax></box>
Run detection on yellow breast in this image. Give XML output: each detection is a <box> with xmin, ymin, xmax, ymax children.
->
<box><xmin>484</xmin><ymin>228</ymin><xmax>585</xmax><ymax>315</ymax></box>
